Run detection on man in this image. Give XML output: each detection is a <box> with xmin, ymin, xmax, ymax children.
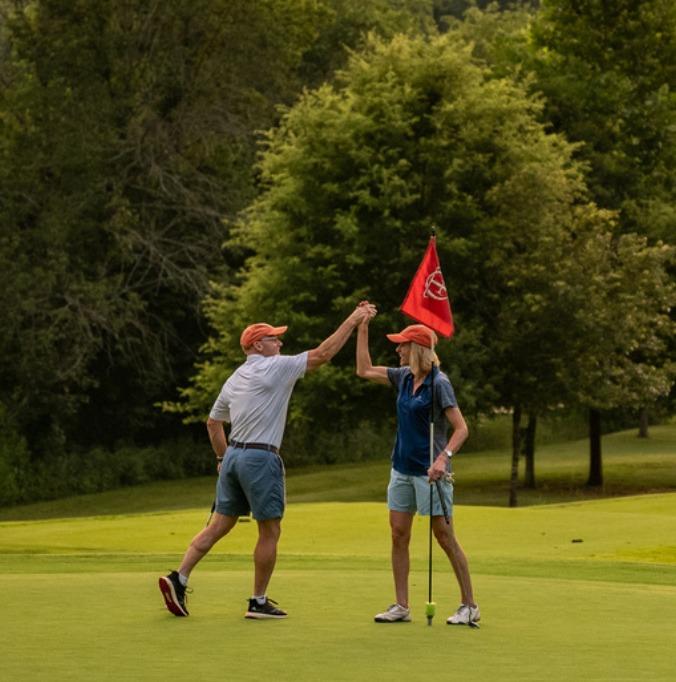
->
<box><xmin>159</xmin><ymin>303</ymin><xmax>376</xmax><ymax>619</ymax></box>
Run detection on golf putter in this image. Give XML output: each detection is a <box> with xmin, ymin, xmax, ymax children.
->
<box><xmin>205</xmin><ymin>500</ymin><xmax>216</xmax><ymax>527</ymax></box>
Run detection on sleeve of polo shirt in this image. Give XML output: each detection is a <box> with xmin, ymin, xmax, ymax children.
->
<box><xmin>209</xmin><ymin>383</ymin><xmax>232</xmax><ymax>422</ymax></box>
<box><xmin>435</xmin><ymin>372</ymin><xmax>458</xmax><ymax>411</ymax></box>
<box><xmin>387</xmin><ymin>367</ymin><xmax>407</xmax><ymax>390</ymax></box>
<box><xmin>275</xmin><ymin>352</ymin><xmax>309</xmax><ymax>384</ymax></box>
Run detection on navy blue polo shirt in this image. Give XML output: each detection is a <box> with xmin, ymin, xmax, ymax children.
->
<box><xmin>387</xmin><ymin>366</ymin><xmax>457</xmax><ymax>477</ymax></box>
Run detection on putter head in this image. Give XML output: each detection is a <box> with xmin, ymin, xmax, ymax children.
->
<box><xmin>468</xmin><ymin>620</ymin><xmax>480</xmax><ymax>629</ymax></box>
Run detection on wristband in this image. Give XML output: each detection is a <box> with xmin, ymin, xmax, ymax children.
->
<box><xmin>216</xmin><ymin>456</ymin><xmax>223</xmax><ymax>462</ymax></box>
<box><xmin>444</xmin><ymin>449</ymin><xmax>453</xmax><ymax>459</ymax></box>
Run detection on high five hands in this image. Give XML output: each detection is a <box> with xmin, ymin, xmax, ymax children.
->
<box><xmin>356</xmin><ymin>300</ymin><xmax>377</xmax><ymax>324</ymax></box>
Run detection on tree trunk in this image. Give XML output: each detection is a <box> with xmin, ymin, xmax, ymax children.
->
<box><xmin>509</xmin><ymin>404</ymin><xmax>522</xmax><ymax>507</ymax></box>
<box><xmin>587</xmin><ymin>408</ymin><xmax>603</xmax><ymax>486</ymax></box>
<box><xmin>524</xmin><ymin>413</ymin><xmax>537</xmax><ymax>489</ymax></box>
<box><xmin>638</xmin><ymin>407</ymin><xmax>649</xmax><ymax>438</ymax></box>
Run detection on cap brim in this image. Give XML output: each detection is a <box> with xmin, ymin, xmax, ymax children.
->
<box><xmin>386</xmin><ymin>333</ymin><xmax>408</xmax><ymax>344</ymax></box>
<box><xmin>268</xmin><ymin>325</ymin><xmax>288</xmax><ymax>336</ymax></box>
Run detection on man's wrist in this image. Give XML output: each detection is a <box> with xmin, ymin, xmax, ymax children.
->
<box><xmin>444</xmin><ymin>449</ymin><xmax>453</xmax><ymax>459</ymax></box>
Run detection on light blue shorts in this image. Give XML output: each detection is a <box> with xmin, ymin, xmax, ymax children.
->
<box><xmin>215</xmin><ymin>446</ymin><xmax>285</xmax><ymax>521</ymax></box>
<box><xmin>387</xmin><ymin>468</ymin><xmax>453</xmax><ymax>517</ymax></box>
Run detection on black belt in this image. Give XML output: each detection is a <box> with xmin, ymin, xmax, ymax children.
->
<box><xmin>229</xmin><ymin>440</ymin><xmax>279</xmax><ymax>454</ymax></box>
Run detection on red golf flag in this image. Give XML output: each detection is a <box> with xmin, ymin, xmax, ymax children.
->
<box><xmin>400</xmin><ymin>236</ymin><xmax>454</xmax><ymax>338</ymax></box>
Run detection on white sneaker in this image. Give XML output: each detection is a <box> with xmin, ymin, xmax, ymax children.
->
<box><xmin>447</xmin><ymin>603</ymin><xmax>480</xmax><ymax>625</ymax></box>
<box><xmin>374</xmin><ymin>603</ymin><xmax>411</xmax><ymax>623</ymax></box>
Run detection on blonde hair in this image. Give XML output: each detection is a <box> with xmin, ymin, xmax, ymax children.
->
<box><xmin>409</xmin><ymin>342</ymin><xmax>440</xmax><ymax>376</ymax></box>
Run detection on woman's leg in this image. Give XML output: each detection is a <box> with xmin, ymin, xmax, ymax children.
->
<box><xmin>390</xmin><ymin>510</ymin><xmax>415</xmax><ymax>607</ymax></box>
<box><xmin>432</xmin><ymin>515</ymin><xmax>476</xmax><ymax>606</ymax></box>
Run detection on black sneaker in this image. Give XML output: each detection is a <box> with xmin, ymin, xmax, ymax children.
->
<box><xmin>245</xmin><ymin>597</ymin><xmax>288</xmax><ymax>620</ymax></box>
<box><xmin>158</xmin><ymin>571</ymin><xmax>190</xmax><ymax>617</ymax></box>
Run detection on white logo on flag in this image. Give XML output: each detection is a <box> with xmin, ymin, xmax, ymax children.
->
<box><xmin>424</xmin><ymin>268</ymin><xmax>448</xmax><ymax>301</ymax></box>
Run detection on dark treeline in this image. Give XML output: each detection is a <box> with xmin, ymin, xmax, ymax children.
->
<box><xmin>0</xmin><ymin>1</ymin><xmax>673</xmax><ymax>506</ymax></box>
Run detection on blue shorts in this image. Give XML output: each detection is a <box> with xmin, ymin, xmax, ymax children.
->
<box><xmin>387</xmin><ymin>468</ymin><xmax>453</xmax><ymax>517</ymax></box>
<box><xmin>215</xmin><ymin>446</ymin><xmax>286</xmax><ymax>521</ymax></box>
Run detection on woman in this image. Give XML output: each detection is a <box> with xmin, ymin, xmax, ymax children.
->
<box><xmin>356</xmin><ymin>319</ymin><xmax>479</xmax><ymax>625</ymax></box>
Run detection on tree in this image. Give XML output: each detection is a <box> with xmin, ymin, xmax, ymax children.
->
<box><xmin>492</xmin><ymin>197</ymin><xmax>673</xmax><ymax>497</ymax></box>
<box><xmin>432</xmin><ymin>0</ymin><xmax>539</xmax><ymax>32</ymax></box>
<box><xmin>299</xmin><ymin>0</ymin><xmax>437</xmax><ymax>87</ymax></box>
<box><xmin>0</xmin><ymin>0</ymin><xmax>324</xmax><ymax>455</ymax></box>
<box><xmin>557</xmin><ymin>229</ymin><xmax>675</xmax><ymax>485</ymax></box>
<box><xmin>528</xmin><ymin>0</ymin><xmax>676</xmax><ymax>476</ymax></box>
<box><xmin>444</xmin><ymin>2</ymin><xmax>675</xmax><ymax>491</ymax></box>
<box><xmin>530</xmin><ymin>0</ymin><xmax>676</xmax><ymax>243</ymax></box>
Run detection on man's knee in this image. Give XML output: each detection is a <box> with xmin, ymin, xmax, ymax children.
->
<box><xmin>213</xmin><ymin>513</ymin><xmax>238</xmax><ymax>534</ymax></box>
<box><xmin>257</xmin><ymin>518</ymin><xmax>282</xmax><ymax>542</ymax></box>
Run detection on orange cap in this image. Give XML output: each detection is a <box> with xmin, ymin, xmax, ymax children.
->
<box><xmin>386</xmin><ymin>324</ymin><xmax>437</xmax><ymax>348</ymax></box>
<box><xmin>240</xmin><ymin>323</ymin><xmax>288</xmax><ymax>349</ymax></box>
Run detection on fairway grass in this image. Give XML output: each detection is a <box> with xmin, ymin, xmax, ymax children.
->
<box><xmin>3</xmin><ymin>494</ymin><xmax>676</xmax><ymax>680</ymax></box>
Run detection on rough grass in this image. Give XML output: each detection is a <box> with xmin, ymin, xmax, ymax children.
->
<box><xmin>2</xmin><ymin>422</ymin><xmax>674</xmax><ymax>521</ymax></box>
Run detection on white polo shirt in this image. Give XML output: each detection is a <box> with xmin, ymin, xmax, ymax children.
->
<box><xmin>209</xmin><ymin>352</ymin><xmax>308</xmax><ymax>449</ymax></box>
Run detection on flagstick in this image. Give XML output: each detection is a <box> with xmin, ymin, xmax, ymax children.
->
<box><xmin>400</xmin><ymin>227</ymin><xmax>453</xmax><ymax>626</ymax></box>
<box><xmin>426</xmin><ymin>360</ymin><xmax>436</xmax><ymax>626</ymax></box>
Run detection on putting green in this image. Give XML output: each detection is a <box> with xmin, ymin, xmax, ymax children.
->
<box><xmin>3</xmin><ymin>494</ymin><xmax>675</xmax><ymax>680</ymax></box>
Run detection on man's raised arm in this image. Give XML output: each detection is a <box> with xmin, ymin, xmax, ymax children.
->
<box><xmin>307</xmin><ymin>303</ymin><xmax>376</xmax><ymax>371</ymax></box>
